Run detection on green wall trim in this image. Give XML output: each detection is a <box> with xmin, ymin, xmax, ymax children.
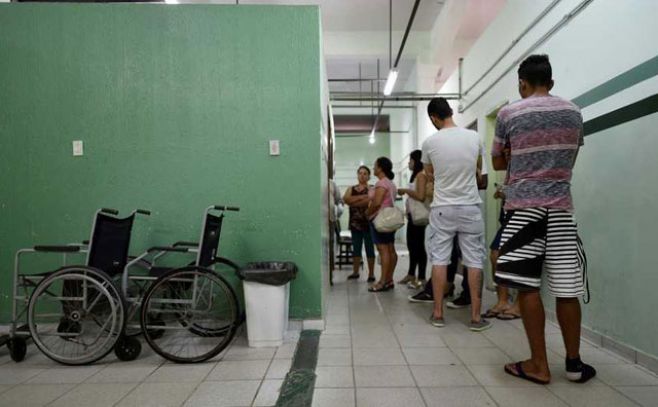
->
<box><xmin>583</xmin><ymin>94</ymin><xmax>658</xmax><ymax>136</ymax></box>
<box><xmin>573</xmin><ymin>55</ymin><xmax>658</xmax><ymax>109</ymax></box>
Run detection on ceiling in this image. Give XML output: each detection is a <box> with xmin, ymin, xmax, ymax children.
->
<box><xmin>208</xmin><ymin>0</ymin><xmax>445</xmax><ymax>31</ymax></box>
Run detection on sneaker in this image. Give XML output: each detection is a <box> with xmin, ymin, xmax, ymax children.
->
<box><xmin>447</xmin><ymin>295</ymin><xmax>471</xmax><ymax>309</ymax></box>
<box><xmin>566</xmin><ymin>357</ymin><xmax>597</xmax><ymax>383</ymax></box>
<box><xmin>469</xmin><ymin>319</ymin><xmax>492</xmax><ymax>332</ymax></box>
<box><xmin>407</xmin><ymin>279</ymin><xmax>424</xmax><ymax>290</ymax></box>
<box><xmin>408</xmin><ymin>291</ymin><xmax>434</xmax><ymax>303</ymax></box>
<box><xmin>430</xmin><ymin>314</ymin><xmax>445</xmax><ymax>327</ymax></box>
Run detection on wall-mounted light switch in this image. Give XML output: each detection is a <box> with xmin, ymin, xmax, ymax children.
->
<box><xmin>269</xmin><ymin>140</ymin><xmax>280</xmax><ymax>156</ymax></box>
<box><xmin>73</xmin><ymin>140</ymin><xmax>84</xmax><ymax>156</ymax></box>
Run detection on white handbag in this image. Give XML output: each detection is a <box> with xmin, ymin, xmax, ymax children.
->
<box><xmin>408</xmin><ymin>198</ymin><xmax>430</xmax><ymax>226</ymax></box>
<box><xmin>373</xmin><ymin>187</ymin><xmax>405</xmax><ymax>233</ymax></box>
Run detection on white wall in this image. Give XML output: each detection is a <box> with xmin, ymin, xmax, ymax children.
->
<box><xmin>436</xmin><ymin>0</ymin><xmax>658</xmax><ymax>361</ymax></box>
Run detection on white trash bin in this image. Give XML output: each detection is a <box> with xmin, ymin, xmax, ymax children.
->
<box><xmin>240</xmin><ymin>262</ymin><xmax>297</xmax><ymax>348</ymax></box>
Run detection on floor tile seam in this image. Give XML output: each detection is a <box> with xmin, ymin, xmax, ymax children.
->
<box><xmin>41</xmin><ymin>368</ymin><xmax>99</xmax><ymax>406</ymax></box>
<box><xmin>544</xmin><ymin>378</ymin><xmax>644</xmax><ymax>407</ymax></box>
<box><xmin>345</xmin><ymin>281</ymin><xmax>357</xmax><ymax>407</ymax></box>
<box><xmin>110</xmin><ymin>376</ymin><xmax>155</xmax><ymax>407</ymax></box>
<box><xmin>249</xmin><ymin>353</ymin><xmax>278</xmax><ymax>406</ymax></box>
<box><xmin>157</xmin><ymin>347</ymin><xmax>235</xmax><ymax>407</ymax></box>
<box><xmin>371</xmin><ymin>290</ymin><xmax>429</xmax><ymax>407</ymax></box>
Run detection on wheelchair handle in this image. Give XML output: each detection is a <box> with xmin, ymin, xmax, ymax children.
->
<box><xmin>213</xmin><ymin>205</ymin><xmax>240</xmax><ymax>212</ymax></box>
<box><xmin>101</xmin><ymin>208</ymin><xmax>119</xmax><ymax>215</ymax></box>
<box><xmin>136</xmin><ymin>209</ymin><xmax>151</xmax><ymax>216</ymax></box>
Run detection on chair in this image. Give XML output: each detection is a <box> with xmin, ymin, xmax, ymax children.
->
<box><xmin>334</xmin><ymin>222</ymin><xmax>354</xmax><ymax>268</ymax></box>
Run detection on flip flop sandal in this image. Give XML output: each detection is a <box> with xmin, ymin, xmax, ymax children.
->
<box><xmin>497</xmin><ymin>312</ymin><xmax>521</xmax><ymax>320</ymax></box>
<box><xmin>384</xmin><ymin>281</ymin><xmax>395</xmax><ymax>291</ymax></box>
<box><xmin>347</xmin><ymin>274</ymin><xmax>360</xmax><ymax>280</ymax></box>
<box><xmin>368</xmin><ymin>284</ymin><xmax>387</xmax><ymax>292</ymax></box>
<box><xmin>504</xmin><ymin>362</ymin><xmax>550</xmax><ymax>385</ymax></box>
<box><xmin>367</xmin><ymin>277</ymin><xmax>376</xmax><ymax>283</ymax></box>
<box><xmin>482</xmin><ymin>309</ymin><xmax>501</xmax><ymax>318</ymax></box>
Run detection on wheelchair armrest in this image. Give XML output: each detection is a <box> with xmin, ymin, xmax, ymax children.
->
<box><xmin>34</xmin><ymin>245</ymin><xmax>81</xmax><ymax>253</ymax></box>
<box><xmin>173</xmin><ymin>241</ymin><xmax>199</xmax><ymax>248</ymax></box>
<box><xmin>148</xmin><ymin>246</ymin><xmax>190</xmax><ymax>253</ymax></box>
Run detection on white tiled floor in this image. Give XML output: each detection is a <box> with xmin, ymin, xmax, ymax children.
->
<box><xmin>315</xmin><ymin>253</ymin><xmax>658</xmax><ymax>407</ymax></box>
<box><xmin>0</xmin><ymin>326</ymin><xmax>298</xmax><ymax>406</ymax></box>
<box><xmin>2</xmin><ymin>253</ymin><xmax>658</xmax><ymax>407</ymax></box>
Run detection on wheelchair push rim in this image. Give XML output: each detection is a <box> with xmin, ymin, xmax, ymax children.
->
<box><xmin>28</xmin><ymin>266</ymin><xmax>124</xmax><ymax>365</ymax></box>
<box><xmin>140</xmin><ymin>266</ymin><xmax>239</xmax><ymax>363</ymax></box>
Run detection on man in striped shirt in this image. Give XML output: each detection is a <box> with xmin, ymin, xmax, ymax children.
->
<box><xmin>492</xmin><ymin>54</ymin><xmax>595</xmax><ymax>385</ymax></box>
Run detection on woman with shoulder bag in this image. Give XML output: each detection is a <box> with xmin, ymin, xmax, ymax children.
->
<box><xmin>398</xmin><ymin>150</ymin><xmax>431</xmax><ymax>289</ymax></box>
<box><xmin>366</xmin><ymin>157</ymin><xmax>400</xmax><ymax>292</ymax></box>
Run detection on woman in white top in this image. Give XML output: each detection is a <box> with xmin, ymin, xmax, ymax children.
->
<box><xmin>398</xmin><ymin>150</ymin><xmax>430</xmax><ymax>289</ymax></box>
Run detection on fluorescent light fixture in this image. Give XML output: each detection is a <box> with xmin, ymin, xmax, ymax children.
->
<box><xmin>383</xmin><ymin>69</ymin><xmax>398</xmax><ymax>96</ymax></box>
<box><xmin>368</xmin><ymin>131</ymin><xmax>375</xmax><ymax>145</ymax></box>
<box><xmin>165</xmin><ymin>0</ymin><xmax>179</xmax><ymax>4</ymax></box>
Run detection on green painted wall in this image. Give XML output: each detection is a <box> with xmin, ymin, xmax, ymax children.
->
<box><xmin>0</xmin><ymin>4</ymin><xmax>324</xmax><ymax>321</ymax></box>
<box><xmin>572</xmin><ymin>113</ymin><xmax>658</xmax><ymax>357</ymax></box>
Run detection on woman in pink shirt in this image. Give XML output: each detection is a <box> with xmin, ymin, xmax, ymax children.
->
<box><xmin>366</xmin><ymin>157</ymin><xmax>398</xmax><ymax>292</ymax></box>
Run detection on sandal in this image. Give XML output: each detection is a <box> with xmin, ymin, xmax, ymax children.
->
<box><xmin>504</xmin><ymin>362</ymin><xmax>550</xmax><ymax>385</ymax></box>
<box><xmin>368</xmin><ymin>283</ymin><xmax>387</xmax><ymax>292</ymax></box>
<box><xmin>397</xmin><ymin>275</ymin><xmax>415</xmax><ymax>285</ymax></box>
<box><xmin>482</xmin><ymin>309</ymin><xmax>501</xmax><ymax>318</ymax></box>
<box><xmin>497</xmin><ymin>311</ymin><xmax>521</xmax><ymax>320</ymax></box>
<box><xmin>384</xmin><ymin>281</ymin><xmax>395</xmax><ymax>291</ymax></box>
<box><xmin>367</xmin><ymin>276</ymin><xmax>376</xmax><ymax>283</ymax></box>
<box><xmin>347</xmin><ymin>273</ymin><xmax>360</xmax><ymax>280</ymax></box>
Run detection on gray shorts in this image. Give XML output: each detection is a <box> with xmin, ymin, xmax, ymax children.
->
<box><xmin>428</xmin><ymin>205</ymin><xmax>485</xmax><ymax>269</ymax></box>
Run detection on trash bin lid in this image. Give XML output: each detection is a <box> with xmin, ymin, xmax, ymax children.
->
<box><xmin>238</xmin><ymin>261</ymin><xmax>298</xmax><ymax>286</ymax></box>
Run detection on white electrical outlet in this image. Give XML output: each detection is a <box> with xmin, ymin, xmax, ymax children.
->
<box><xmin>269</xmin><ymin>140</ymin><xmax>280</xmax><ymax>156</ymax></box>
<box><xmin>72</xmin><ymin>140</ymin><xmax>84</xmax><ymax>156</ymax></box>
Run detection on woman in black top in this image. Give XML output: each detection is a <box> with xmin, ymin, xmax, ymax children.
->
<box><xmin>343</xmin><ymin>166</ymin><xmax>376</xmax><ymax>282</ymax></box>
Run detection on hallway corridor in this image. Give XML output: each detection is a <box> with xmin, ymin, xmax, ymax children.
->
<box><xmin>314</xmin><ymin>254</ymin><xmax>658</xmax><ymax>407</ymax></box>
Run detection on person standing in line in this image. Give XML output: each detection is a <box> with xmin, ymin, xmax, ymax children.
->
<box><xmin>408</xmin><ymin>152</ymin><xmax>486</xmax><ymax>304</ymax></box>
<box><xmin>493</xmin><ymin>54</ymin><xmax>595</xmax><ymax>384</ymax></box>
<box><xmin>445</xmin><ymin>141</ymin><xmax>489</xmax><ymax>308</ymax></box>
<box><xmin>422</xmin><ymin>97</ymin><xmax>491</xmax><ymax>332</ymax></box>
<box><xmin>343</xmin><ymin>166</ymin><xmax>377</xmax><ymax>283</ymax></box>
<box><xmin>483</xmin><ymin>182</ymin><xmax>521</xmax><ymax>320</ymax></box>
<box><xmin>397</xmin><ymin>150</ymin><xmax>430</xmax><ymax>289</ymax></box>
<box><xmin>366</xmin><ymin>157</ymin><xmax>398</xmax><ymax>292</ymax></box>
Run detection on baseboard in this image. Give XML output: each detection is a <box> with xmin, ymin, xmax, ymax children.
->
<box><xmin>545</xmin><ymin>310</ymin><xmax>658</xmax><ymax>374</ymax></box>
<box><xmin>301</xmin><ymin>319</ymin><xmax>325</xmax><ymax>331</ymax></box>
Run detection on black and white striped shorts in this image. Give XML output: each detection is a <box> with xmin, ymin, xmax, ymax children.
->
<box><xmin>494</xmin><ymin>208</ymin><xmax>586</xmax><ymax>298</ymax></box>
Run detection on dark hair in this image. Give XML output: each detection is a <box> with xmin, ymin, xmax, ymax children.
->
<box><xmin>357</xmin><ymin>165</ymin><xmax>371</xmax><ymax>176</ymax></box>
<box><xmin>427</xmin><ymin>97</ymin><xmax>453</xmax><ymax>120</ymax></box>
<box><xmin>518</xmin><ymin>54</ymin><xmax>552</xmax><ymax>87</ymax></box>
<box><xmin>409</xmin><ymin>150</ymin><xmax>424</xmax><ymax>183</ymax></box>
<box><xmin>375</xmin><ymin>157</ymin><xmax>395</xmax><ymax>180</ymax></box>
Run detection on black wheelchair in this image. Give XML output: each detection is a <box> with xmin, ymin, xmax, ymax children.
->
<box><xmin>119</xmin><ymin>205</ymin><xmax>242</xmax><ymax>363</ymax></box>
<box><xmin>4</xmin><ymin>208</ymin><xmax>149</xmax><ymax>365</ymax></box>
<box><xmin>3</xmin><ymin>205</ymin><xmax>243</xmax><ymax>365</ymax></box>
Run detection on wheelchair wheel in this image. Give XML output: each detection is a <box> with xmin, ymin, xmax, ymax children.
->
<box><xmin>28</xmin><ymin>267</ymin><xmax>124</xmax><ymax>365</ymax></box>
<box><xmin>114</xmin><ymin>335</ymin><xmax>142</xmax><ymax>361</ymax></box>
<box><xmin>7</xmin><ymin>337</ymin><xmax>27</xmax><ymax>362</ymax></box>
<box><xmin>141</xmin><ymin>266</ymin><xmax>239</xmax><ymax>363</ymax></box>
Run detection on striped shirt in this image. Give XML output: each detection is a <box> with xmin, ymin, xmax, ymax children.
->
<box><xmin>492</xmin><ymin>95</ymin><xmax>584</xmax><ymax>211</ymax></box>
